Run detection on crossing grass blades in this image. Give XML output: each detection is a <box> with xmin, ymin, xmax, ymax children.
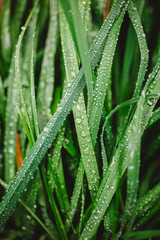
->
<box><xmin>0</xmin><ymin>0</ymin><xmax>160</xmax><ymax>239</ymax></box>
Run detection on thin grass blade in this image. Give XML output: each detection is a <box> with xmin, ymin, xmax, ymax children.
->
<box><xmin>0</xmin><ymin>0</ymin><xmax>129</xmax><ymax>229</ymax></box>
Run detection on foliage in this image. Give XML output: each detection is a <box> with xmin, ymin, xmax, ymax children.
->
<box><xmin>0</xmin><ymin>0</ymin><xmax>160</xmax><ymax>239</ymax></box>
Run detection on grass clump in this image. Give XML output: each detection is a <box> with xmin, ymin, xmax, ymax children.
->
<box><xmin>0</xmin><ymin>0</ymin><xmax>160</xmax><ymax>239</ymax></box>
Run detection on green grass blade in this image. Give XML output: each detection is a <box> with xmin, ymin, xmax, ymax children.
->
<box><xmin>70</xmin><ymin>0</ymin><xmax>93</xmax><ymax>110</ymax></box>
<box><xmin>15</xmin><ymin>0</ymin><xmax>39</xmax><ymax>145</ymax></box>
<box><xmin>80</xmin><ymin>74</ymin><xmax>160</xmax><ymax>239</ymax></box>
<box><xmin>120</xmin><ymin>97</ymin><xmax>144</xmax><ymax>233</ymax></box>
<box><xmin>147</xmin><ymin>106</ymin><xmax>160</xmax><ymax>128</ymax></box>
<box><xmin>30</xmin><ymin>31</ymin><xmax>39</xmax><ymax>139</ymax></box>
<box><xmin>120</xmin><ymin>0</ymin><xmax>145</xmax><ymax>103</ymax></box>
<box><xmin>0</xmin><ymin>178</ymin><xmax>55</xmax><ymax>240</ymax></box>
<box><xmin>40</xmin><ymin>164</ymin><xmax>68</xmax><ymax>240</ymax></box>
<box><xmin>4</xmin><ymin>59</ymin><xmax>19</xmax><ymax>183</ymax></box>
<box><xmin>134</xmin><ymin>199</ymin><xmax>160</xmax><ymax>231</ymax></box>
<box><xmin>0</xmin><ymin>75</ymin><xmax>5</xmax><ymax>121</ymax></box>
<box><xmin>49</xmin><ymin>125</ymin><xmax>70</xmax><ymax>213</ymax></box>
<box><xmin>20</xmin><ymin>200</ymin><xmax>56</xmax><ymax>240</ymax></box>
<box><xmin>79</xmin><ymin>0</ymin><xmax>91</xmax><ymax>29</ymax></box>
<box><xmin>16</xmin><ymin>105</ymin><xmax>34</xmax><ymax>146</ymax></box>
<box><xmin>127</xmin><ymin>182</ymin><xmax>160</xmax><ymax>233</ymax></box>
<box><xmin>89</xmin><ymin>8</ymin><xmax>125</xmax><ymax>145</ymax></box>
<box><xmin>123</xmin><ymin>230</ymin><xmax>160</xmax><ymax>240</ymax></box>
<box><xmin>67</xmin><ymin>160</ymin><xmax>84</xmax><ymax>228</ymax></box>
<box><xmin>0</xmin><ymin>0</ymin><xmax>129</xmax><ymax>229</ymax></box>
<box><xmin>128</xmin><ymin>1</ymin><xmax>149</xmax><ymax>98</ymax></box>
<box><xmin>59</xmin><ymin>3</ymin><xmax>99</xmax><ymax>199</ymax></box>
<box><xmin>0</xmin><ymin>0</ymin><xmax>12</xmax><ymax>68</ymax></box>
<box><xmin>37</xmin><ymin>0</ymin><xmax>58</xmax><ymax>130</ymax></box>
<box><xmin>11</xmin><ymin>0</ymin><xmax>28</xmax><ymax>47</ymax></box>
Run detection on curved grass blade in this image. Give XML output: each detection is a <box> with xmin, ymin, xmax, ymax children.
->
<box><xmin>80</xmin><ymin>68</ymin><xmax>160</xmax><ymax>239</ymax></box>
<box><xmin>67</xmin><ymin>1</ymin><xmax>130</xmax><ymax>226</ymax></box>
<box><xmin>15</xmin><ymin>0</ymin><xmax>40</xmax><ymax>145</ymax></box>
<box><xmin>147</xmin><ymin>106</ymin><xmax>160</xmax><ymax>128</ymax></box>
<box><xmin>0</xmin><ymin>0</ymin><xmax>129</xmax><ymax>229</ymax></box>
<box><xmin>101</xmin><ymin>97</ymin><xmax>141</xmax><ymax>173</ymax></box>
<box><xmin>117</xmin><ymin>0</ymin><xmax>149</xmax><ymax>144</ymax></box>
<box><xmin>128</xmin><ymin>1</ymin><xmax>149</xmax><ymax>98</ymax></box>
<box><xmin>134</xmin><ymin>199</ymin><xmax>160</xmax><ymax>231</ymax></box>
<box><xmin>120</xmin><ymin>0</ymin><xmax>145</xmax><ymax>103</ymax></box>
<box><xmin>127</xmin><ymin>182</ymin><xmax>160</xmax><ymax>233</ymax></box>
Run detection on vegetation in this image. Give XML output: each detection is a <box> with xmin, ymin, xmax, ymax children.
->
<box><xmin>0</xmin><ymin>0</ymin><xmax>160</xmax><ymax>239</ymax></box>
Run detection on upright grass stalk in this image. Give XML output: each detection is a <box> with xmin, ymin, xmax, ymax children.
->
<box><xmin>0</xmin><ymin>1</ymin><xmax>160</xmax><ymax>239</ymax></box>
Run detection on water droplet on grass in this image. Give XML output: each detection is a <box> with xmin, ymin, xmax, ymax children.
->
<box><xmin>75</xmin><ymin>118</ymin><xmax>82</xmax><ymax>124</ymax></box>
<box><xmin>81</xmin><ymin>131</ymin><xmax>86</xmax><ymax>137</ymax></box>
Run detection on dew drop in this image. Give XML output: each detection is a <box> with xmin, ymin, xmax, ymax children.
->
<box><xmin>75</xmin><ymin>118</ymin><xmax>82</xmax><ymax>124</ymax></box>
<box><xmin>76</xmin><ymin>104</ymin><xmax>81</xmax><ymax>111</ymax></box>
<box><xmin>81</xmin><ymin>131</ymin><xmax>86</xmax><ymax>137</ymax></box>
<box><xmin>84</xmin><ymin>147</ymin><xmax>90</xmax><ymax>154</ymax></box>
<box><xmin>44</xmin><ymin>127</ymin><xmax>49</xmax><ymax>133</ymax></box>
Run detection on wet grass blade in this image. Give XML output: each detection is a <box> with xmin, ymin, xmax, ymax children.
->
<box><xmin>80</xmin><ymin>66</ymin><xmax>160</xmax><ymax>239</ymax></box>
<box><xmin>0</xmin><ymin>178</ymin><xmax>56</xmax><ymax>240</ymax></box>
<box><xmin>16</xmin><ymin>105</ymin><xmax>33</xmax><ymax>146</ymax></box>
<box><xmin>11</xmin><ymin>0</ymin><xmax>28</xmax><ymax>47</ymax></box>
<box><xmin>4</xmin><ymin>59</ymin><xmax>19</xmax><ymax>182</ymax></box>
<box><xmin>37</xmin><ymin>0</ymin><xmax>58</xmax><ymax>130</ymax></box>
<box><xmin>128</xmin><ymin>1</ymin><xmax>149</xmax><ymax>98</ymax></box>
<box><xmin>59</xmin><ymin>1</ymin><xmax>99</xmax><ymax>199</ymax></box>
<box><xmin>0</xmin><ymin>0</ymin><xmax>129</xmax><ymax>230</ymax></box>
<box><xmin>70</xmin><ymin>0</ymin><xmax>93</xmax><ymax>110</ymax></box>
<box><xmin>127</xmin><ymin>182</ymin><xmax>160</xmax><ymax>233</ymax></box>
<box><xmin>0</xmin><ymin>75</ymin><xmax>5</xmax><ymax>121</ymax></box>
<box><xmin>147</xmin><ymin>106</ymin><xmax>160</xmax><ymax>128</ymax></box>
<box><xmin>0</xmin><ymin>0</ymin><xmax>12</xmax><ymax>68</ymax></box>
<box><xmin>15</xmin><ymin>0</ymin><xmax>40</xmax><ymax>144</ymax></box>
<box><xmin>123</xmin><ymin>230</ymin><xmax>160</xmax><ymax>240</ymax></box>
<box><xmin>89</xmin><ymin>8</ymin><xmax>125</xmax><ymax>145</ymax></box>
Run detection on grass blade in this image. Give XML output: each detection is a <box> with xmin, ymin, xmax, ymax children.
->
<box><xmin>0</xmin><ymin>178</ymin><xmax>55</xmax><ymax>240</ymax></box>
<box><xmin>127</xmin><ymin>182</ymin><xmax>160</xmax><ymax>233</ymax></box>
<box><xmin>59</xmin><ymin>1</ymin><xmax>99</xmax><ymax>199</ymax></box>
<box><xmin>123</xmin><ymin>230</ymin><xmax>160</xmax><ymax>240</ymax></box>
<box><xmin>70</xmin><ymin>0</ymin><xmax>93</xmax><ymax>110</ymax></box>
<box><xmin>0</xmin><ymin>0</ymin><xmax>129</xmax><ymax>230</ymax></box>
<box><xmin>37</xmin><ymin>0</ymin><xmax>58</xmax><ymax>130</ymax></box>
<box><xmin>4</xmin><ymin>59</ymin><xmax>19</xmax><ymax>182</ymax></box>
<box><xmin>0</xmin><ymin>75</ymin><xmax>5</xmax><ymax>121</ymax></box>
<box><xmin>89</xmin><ymin>8</ymin><xmax>125</xmax><ymax>145</ymax></box>
<box><xmin>0</xmin><ymin>0</ymin><xmax>11</xmax><ymax>68</ymax></box>
<box><xmin>80</xmin><ymin>64</ymin><xmax>160</xmax><ymax>239</ymax></box>
<box><xmin>147</xmin><ymin>106</ymin><xmax>160</xmax><ymax>128</ymax></box>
